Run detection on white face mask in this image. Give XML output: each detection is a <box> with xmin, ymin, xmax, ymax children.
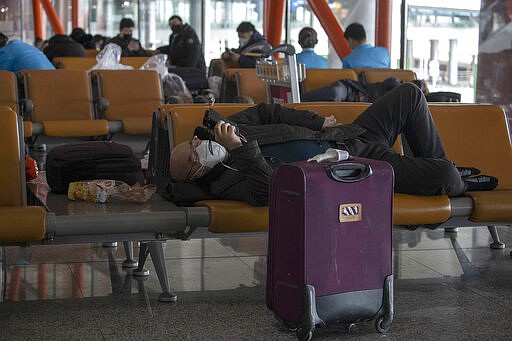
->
<box><xmin>239</xmin><ymin>38</ymin><xmax>249</xmax><ymax>47</ymax></box>
<box><xmin>195</xmin><ymin>140</ymin><xmax>227</xmax><ymax>169</ymax></box>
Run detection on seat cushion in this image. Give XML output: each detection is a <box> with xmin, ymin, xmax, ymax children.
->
<box><xmin>0</xmin><ymin>206</ymin><xmax>46</xmax><ymax>242</ymax></box>
<box><xmin>194</xmin><ymin>200</ymin><xmax>269</xmax><ymax>233</ymax></box>
<box><xmin>42</xmin><ymin>119</ymin><xmax>110</xmax><ymax>137</ymax></box>
<box><xmin>464</xmin><ymin>190</ymin><xmax>512</xmax><ymax>222</ymax></box>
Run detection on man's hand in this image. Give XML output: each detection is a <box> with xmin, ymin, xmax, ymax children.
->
<box><xmin>214</xmin><ymin>121</ymin><xmax>243</xmax><ymax>150</ymax></box>
<box><xmin>322</xmin><ymin>115</ymin><xmax>340</xmax><ymax>129</ymax></box>
<box><xmin>229</xmin><ymin>50</ymin><xmax>241</xmax><ymax>62</ymax></box>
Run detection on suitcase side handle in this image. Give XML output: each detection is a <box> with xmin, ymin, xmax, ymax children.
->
<box><xmin>328</xmin><ymin>163</ymin><xmax>372</xmax><ymax>183</ymax></box>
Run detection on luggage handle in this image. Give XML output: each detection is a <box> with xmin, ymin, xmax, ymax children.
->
<box><xmin>328</xmin><ymin>163</ymin><xmax>372</xmax><ymax>183</ymax></box>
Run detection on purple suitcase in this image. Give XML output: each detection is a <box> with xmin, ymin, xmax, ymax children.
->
<box><xmin>266</xmin><ymin>157</ymin><xmax>394</xmax><ymax>340</ymax></box>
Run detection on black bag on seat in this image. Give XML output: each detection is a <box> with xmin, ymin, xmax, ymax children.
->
<box><xmin>46</xmin><ymin>141</ymin><xmax>144</xmax><ymax>193</ymax></box>
<box><xmin>425</xmin><ymin>91</ymin><xmax>461</xmax><ymax>102</ymax></box>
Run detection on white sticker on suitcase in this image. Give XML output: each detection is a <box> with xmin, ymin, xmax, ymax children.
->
<box><xmin>339</xmin><ymin>203</ymin><xmax>362</xmax><ymax>222</ymax></box>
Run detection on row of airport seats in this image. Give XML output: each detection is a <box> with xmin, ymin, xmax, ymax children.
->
<box><xmin>218</xmin><ymin>66</ymin><xmax>417</xmax><ymax>104</ymax></box>
<box><xmin>150</xmin><ymin>101</ymin><xmax>512</xmax><ymax>249</ymax></box>
<box><xmin>0</xmin><ymin>105</ymin><xmax>194</xmax><ymax>302</ymax></box>
<box><xmin>53</xmin><ymin>56</ymin><xmax>151</xmax><ymax>70</ymax></box>
<box><xmin>0</xmin><ymin>68</ymin><xmax>163</xmax><ymax>139</ymax></box>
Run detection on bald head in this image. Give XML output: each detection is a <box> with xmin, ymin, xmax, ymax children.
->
<box><xmin>170</xmin><ymin>141</ymin><xmax>193</xmax><ymax>181</ymax></box>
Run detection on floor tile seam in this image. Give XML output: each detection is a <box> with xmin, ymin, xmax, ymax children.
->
<box><xmin>463</xmin><ymin>286</ymin><xmax>512</xmax><ymax>313</ymax></box>
<box><xmin>394</xmin><ymin>245</ymin><xmax>490</xmax><ymax>252</ymax></box>
<box><xmin>163</xmin><ymin>254</ymin><xmax>265</xmax><ymax>261</ymax></box>
<box><xmin>401</xmin><ymin>253</ymin><xmax>446</xmax><ymax>277</ymax></box>
<box><xmin>237</xmin><ymin>255</ymin><xmax>265</xmax><ymax>271</ymax></box>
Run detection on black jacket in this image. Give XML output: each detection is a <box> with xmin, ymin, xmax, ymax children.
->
<box><xmin>158</xmin><ymin>24</ymin><xmax>206</xmax><ymax>72</ymax></box>
<box><xmin>107</xmin><ymin>35</ymin><xmax>147</xmax><ymax>57</ymax></box>
<box><xmin>167</xmin><ymin>104</ymin><xmax>365</xmax><ymax>206</ymax></box>
<box><xmin>43</xmin><ymin>34</ymin><xmax>86</xmax><ymax>62</ymax></box>
<box><xmin>231</xmin><ymin>31</ymin><xmax>271</xmax><ymax>68</ymax></box>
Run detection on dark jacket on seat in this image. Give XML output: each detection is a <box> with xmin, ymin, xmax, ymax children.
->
<box><xmin>43</xmin><ymin>34</ymin><xmax>86</xmax><ymax>62</ymax></box>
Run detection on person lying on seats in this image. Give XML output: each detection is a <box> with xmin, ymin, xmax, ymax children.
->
<box><xmin>168</xmin><ymin>83</ymin><xmax>497</xmax><ymax>207</ymax></box>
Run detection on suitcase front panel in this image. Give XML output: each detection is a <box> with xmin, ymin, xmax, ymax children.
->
<box><xmin>302</xmin><ymin>159</ymin><xmax>393</xmax><ymax>296</ymax></box>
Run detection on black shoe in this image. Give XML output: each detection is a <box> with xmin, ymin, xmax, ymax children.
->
<box><xmin>457</xmin><ymin>166</ymin><xmax>480</xmax><ymax>178</ymax></box>
<box><xmin>464</xmin><ymin>175</ymin><xmax>498</xmax><ymax>192</ymax></box>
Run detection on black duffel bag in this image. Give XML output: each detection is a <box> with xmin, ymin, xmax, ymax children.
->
<box><xmin>46</xmin><ymin>141</ymin><xmax>144</xmax><ymax>193</ymax></box>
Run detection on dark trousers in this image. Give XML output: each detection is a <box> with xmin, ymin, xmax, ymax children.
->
<box><xmin>348</xmin><ymin>83</ymin><xmax>465</xmax><ymax>196</ymax></box>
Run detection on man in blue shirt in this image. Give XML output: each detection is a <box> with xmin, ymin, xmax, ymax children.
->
<box><xmin>342</xmin><ymin>22</ymin><xmax>390</xmax><ymax>69</ymax></box>
<box><xmin>296</xmin><ymin>27</ymin><xmax>328</xmax><ymax>69</ymax></box>
<box><xmin>0</xmin><ymin>32</ymin><xmax>55</xmax><ymax>73</ymax></box>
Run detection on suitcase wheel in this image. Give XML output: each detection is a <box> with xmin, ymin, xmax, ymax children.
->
<box><xmin>296</xmin><ymin>326</ymin><xmax>314</xmax><ymax>341</ymax></box>
<box><xmin>375</xmin><ymin>316</ymin><xmax>391</xmax><ymax>333</ymax></box>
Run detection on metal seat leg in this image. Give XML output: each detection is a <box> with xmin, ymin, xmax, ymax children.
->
<box><xmin>487</xmin><ymin>225</ymin><xmax>505</xmax><ymax>249</ymax></box>
<box><xmin>148</xmin><ymin>241</ymin><xmax>177</xmax><ymax>303</ymax></box>
<box><xmin>122</xmin><ymin>241</ymin><xmax>138</xmax><ymax>268</ymax></box>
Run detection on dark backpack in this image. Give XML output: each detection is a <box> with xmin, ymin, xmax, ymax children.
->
<box><xmin>46</xmin><ymin>141</ymin><xmax>144</xmax><ymax>193</ymax></box>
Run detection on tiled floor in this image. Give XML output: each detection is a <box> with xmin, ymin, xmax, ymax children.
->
<box><xmin>1</xmin><ymin>226</ymin><xmax>512</xmax><ymax>340</ymax></box>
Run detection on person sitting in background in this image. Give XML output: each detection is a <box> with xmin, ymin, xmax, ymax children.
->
<box><xmin>296</xmin><ymin>27</ymin><xmax>328</xmax><ymax>69</ymax></box>
<box><xmin>168</xmin><ymin>83</ymin><xmax>497</xmax><ymax>207</ymax></box>
<box><xmin>0</xmin><ymin>32</ymin><xmax>55</xmax><ymax>73</ymax></box>
<box><xmin>107</xmin><ymin>18</ymin><xmax>147</xmax><ymax>57</ymax></box>
<box><xmin>69</xmin><ymin>27</ymin><xmax>95</xmax><ymax>50</ymax></box>
<box><xmin>43</xmin><ymin>34</ymin><xmax>86</xmax><ymax>62</ymax></box>
<box><xmin>221</xmin><ymin>22</ymin><xmax>271</xmax><ymax>68</ymax></box>
<box><xmin>342</xmin><ymin>22</ymin><xmax>390</xmax><ymax>69</ymax></box>
<box><xmin>156</xmin><ymin>15</ymin><xmax>206</xmax><ymax>72</ymax></box>
<box><xmin>93</xmin><ymin>34</ymin><xmax>108</xmax><ymax>51</ymax></box>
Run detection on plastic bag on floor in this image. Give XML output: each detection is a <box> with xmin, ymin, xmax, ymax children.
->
<box><xmin>89</xmin><ymin>43</ymin><xmax>133</xmax><ymax>70</ymax></box>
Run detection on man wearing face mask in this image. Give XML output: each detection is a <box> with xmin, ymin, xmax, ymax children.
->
<box><xmin>156</xmin><ymin>15</ymin><xmax>206</xmax><ymax>73</ymax></box>
<box><xmin>108</xmin><ymin>18</ymin><xmax>147</xmax><ymax>57</ymax></box>
<box><xmin>221</xmin><ymin>21</ymin><xmax>272</xmax><ymax>68</ymax></box>
<box><xmin>168</xmin><ymin>84</ymin><xmax>498</xmax><ymax>207</ymax></box>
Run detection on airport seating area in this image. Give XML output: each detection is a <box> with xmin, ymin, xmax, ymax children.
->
<box><xmin>1</xmin><ymin>69</ymin><xmax>164</xmax><ymax>140</ymax></box>
<box><xmin>0</xmin><ymin>66</ymin><xmax>511</xmax><ymax>307</ymax></box>
<box><xmin>154</xmin><ymin>102</ymin><xmax>512</xmax><ymax>249</ymax></box>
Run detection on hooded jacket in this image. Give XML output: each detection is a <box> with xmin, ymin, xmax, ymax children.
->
<box><xmin>231</xmin><ymin>31</ymin><xmax>271</xmax><ymax>68</ymax></box>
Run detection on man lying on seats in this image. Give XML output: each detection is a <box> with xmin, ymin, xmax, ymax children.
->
<box><xmin>169</xmin><ymin>83</ymin><xmax>497</xmax><ymax>206</ymax></box>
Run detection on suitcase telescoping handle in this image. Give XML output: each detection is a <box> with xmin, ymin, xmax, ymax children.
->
<box><xmin>328</xmin><ymin>163</ymin><xmax>372</xmax><ymax>183</ymax></box>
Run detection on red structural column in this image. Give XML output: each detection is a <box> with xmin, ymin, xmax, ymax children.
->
<box><xmin>40</xmin><ymin>0</ymin><xmax>65</xmax><ymax>34</ymax></box>
<box><xmin>263</xmin><ymin>0</ymin><xmax>285</xmax><ymax>48</ymax></box>
<box><xmin>307</xmin><ymin>0</ymin><xmax>351</xmax><ymax>59</ymax></box>
<box><xmin>375</xmin><ymin>0</ymin><xmax>392</xmax><ymax>50</ymax></box>
<box><xmin>32</xmin><ymin>0</ymin><xmax>44</xmax><ymax>39</ymax></box>
<box><xmin>72</xmin><ymin>0</ymin><xmax>79</xmax><ymax>28</ymax></box>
